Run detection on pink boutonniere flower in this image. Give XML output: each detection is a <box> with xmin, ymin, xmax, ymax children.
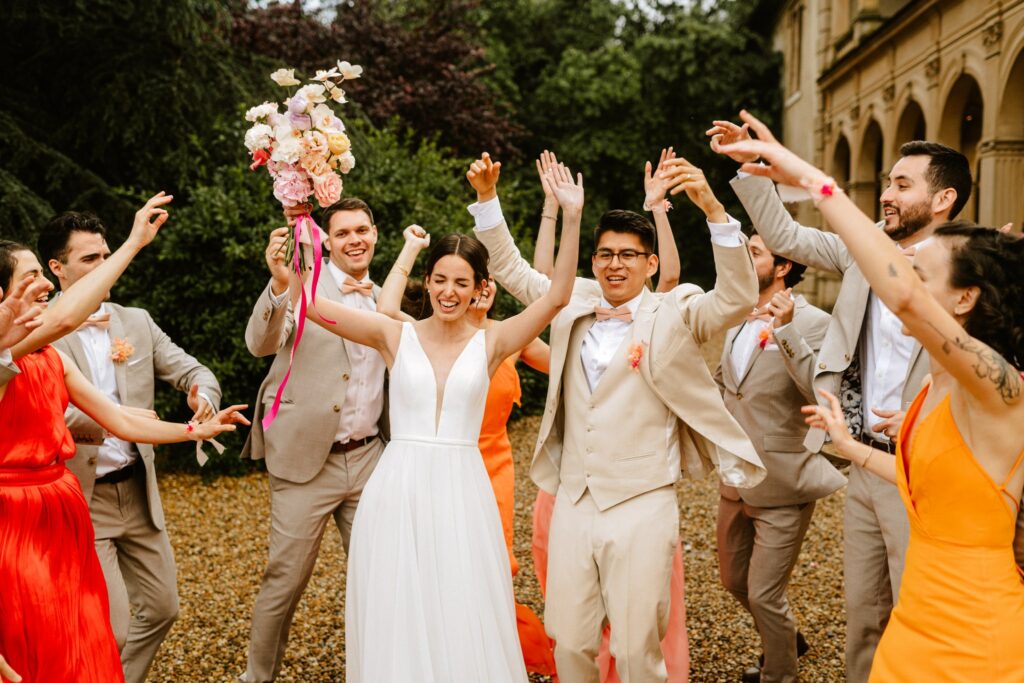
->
<box><xmin>626</xmin><ymin>342</ymin><xmax>647</xmax><ymax>371</ymax></box>
<box><xmin>757</xmin><ymin>326</ymin><xmax>773</xmax><ymax>350</ymax></box>
<box><xmin>110</xmin><ymin>338</ymin><xmax>135</xmax><ymax>364</ymax></box>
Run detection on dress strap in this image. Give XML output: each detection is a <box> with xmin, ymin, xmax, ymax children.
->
<box><xmin>999</xmin><ymin>447</ymin><xmax>1024</xmax><ymax>489</ymax></box>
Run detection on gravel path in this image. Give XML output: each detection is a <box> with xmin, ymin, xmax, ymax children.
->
<box><xmin>150</xmin><ymin>414</ymin><xmax>847</xmax><ymax>682</ymax></box>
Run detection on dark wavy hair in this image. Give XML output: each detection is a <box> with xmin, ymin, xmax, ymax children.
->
<box><xmin>0</xmin><ymin>240</ymin><xmax>33</xmax><ymax>295</ymax></box>
<box><xmin>424</xmin><ymin>234</ymin><xmax>490</xmax><ymax>287</ymax></box>
<box><xmin>933</xmin><ymin>221</ymin><xmax>1024</xmax><ymax>368</ymax></box>
<box><xmin>37</xmin><ymin>211</ymin><xmax>107</xmax><ymax>266</ymax></box>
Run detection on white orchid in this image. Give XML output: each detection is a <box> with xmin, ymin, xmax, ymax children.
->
<box><xmin>296</xmin><ymin>83</ymin><xmax>327</xmax><ymax>105</ymax></box>
<box><xmin>245</xmin><ymin>102</ymin><xmax>279</xmax><ymax>123</ymax></box>
<box><xmin>244</xmin><ymin>123</ymin><xmax>273</xmax><ymax>152</ymax></box>
<box><xmin>336</xmin><ymin>61</ymin><xmax>363</xmax><ymax>80</ymax></box>
<box><xmin>312</xmin><ymin>67</ymin><xmax>340</xmax><ymax>82</ymax></box>
<box><xmin>310</xmin><ymin>103</ymin><xmax>336</xmax><ymax>130</ymax></box>
<box><xmin>270</xmin><ymin>68</ymin><xmax>301</xmax><ymax>87</ymax></box>
<box><xmin>328</xmin><ymin>85</ymin><xmax>347</xmax><ymax>104</ymax></box>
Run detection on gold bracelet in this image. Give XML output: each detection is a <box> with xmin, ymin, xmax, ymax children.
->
<box><xmin>860</xmin><ymin>442</ymin><xmax>874</xmax><ymax>469</ymax></box>
<box><xmin>392</xmin><ymin>264</ymin><xmax>410</xmax><ymax>278</ymax></box>
<box><xmin>542</xmin><ymin>213</ymin><xmax>557</xmax><ymax>221</ymax></box>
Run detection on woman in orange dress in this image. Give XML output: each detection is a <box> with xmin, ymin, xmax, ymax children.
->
<box><xmin>379</xmin><ymin>226</ymin><xmax>555</xmax><ymax>675</ymax></box>
<box><xmin>717</xmin><ymin>113</ymin><xmax>1024</xmax><ymax>681</ymax></box>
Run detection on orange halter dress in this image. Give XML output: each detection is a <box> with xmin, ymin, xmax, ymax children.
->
<box><xmin>870</xmin><ymin>387</ymin><xmax>1024</xmax><ymax>682</ymax></box>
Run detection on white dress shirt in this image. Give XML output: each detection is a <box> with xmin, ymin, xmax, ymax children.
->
<box><xmin>730</xmin><ymin>317</ymin><xmax>773</xmax><ymax>379</ymax></box>
<box><xmin>582</xmin><ymin>292</ymin><xmax>643</xmax><ymax>391</ymax></box>
<box><xmin>860</xmin><ymin>236</ymin><xmax>932</xmax><ymax>440</ymax></box>
<box><xmin>76</xmin><ymin>303</ymin><xmax>137</xmax><ymax>476</ymax></box>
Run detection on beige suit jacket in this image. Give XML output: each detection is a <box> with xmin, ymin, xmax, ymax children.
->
<box><xmin>241</xmin><ymin>273</ymin><xmax>386</xmax><ymax>484</ymax></box>
<box><xmin>716</xmin><ymin>295</ymin><xmax>846</xmax><ymax>507</ymax></box>
<box><xmin>0</xmin><ymin>358</ymin><xmax>17</xmax><ymax>387</ymax></box>
<box><xmin>53</xmin><ymin>304</ymin><xmax>221</xmax><ymax>531</ymax></box>
<box><xmin>476</xmin><ymin>220</ymin><xmax>767</xmax><ymax>497</ymax></box>
<box><xmin>730</xmin><ymin>174</ymin><xmax>929</xmax><ymax>452</ymax></box>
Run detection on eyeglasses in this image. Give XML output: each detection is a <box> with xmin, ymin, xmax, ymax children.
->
<box><xmin>592</xmin><ymin>249</ymin><xmax>652</xmax><ymax>267</ymax></box>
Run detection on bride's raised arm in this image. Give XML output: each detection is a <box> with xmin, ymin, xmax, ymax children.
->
<box><xmin>721</xmin><ymin>111</ymin><xmax>1022</xmax><ymax>413</ymax></box>
<box><xmin>488</xmin><ymin>163</ymin><xmax>581</xmax><ymax>371</ymax></box>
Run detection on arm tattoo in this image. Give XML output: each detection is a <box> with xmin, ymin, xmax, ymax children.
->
<box><xmin>887</xmin><ymin>263</ymin><xmax>898</xmax><ymax>277</ymax></box>
<box><xmin>928</xmin><ymin>323</ymin><xmax>1022</xmax><ymax>404</ymax></box>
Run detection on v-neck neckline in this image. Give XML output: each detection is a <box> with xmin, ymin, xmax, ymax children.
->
<box><xmin>406</xmin><ymin>323</ymin><xmax>483</xmax><ymax>435</ymax></box>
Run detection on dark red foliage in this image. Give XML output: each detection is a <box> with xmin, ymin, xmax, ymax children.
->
<box><xmin>229</xmin><ymin>0</ymin><xmax>521</xmax><ymax>158</ymax></box>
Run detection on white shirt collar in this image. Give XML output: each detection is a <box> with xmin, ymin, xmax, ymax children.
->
<box><xmin>326</xmin><ymin>260</ymin><xmax>371</xmax><ymax>290</ymax></box>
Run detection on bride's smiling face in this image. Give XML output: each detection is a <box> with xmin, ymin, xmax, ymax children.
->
<box><xmin>426</xmin><ymin>255</ymin><xmax>483</xmax><ymax>321</ymax></box>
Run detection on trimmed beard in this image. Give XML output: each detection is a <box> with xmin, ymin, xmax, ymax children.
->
<box><xmin>757</xmin><ymin>269</ymin><xmax>776</xmax><ymax>293</ymax></box>
<box><xmin>884</xmin><ymin>199</ymin><xmax>932</xmax><ymax>242</ymax></box>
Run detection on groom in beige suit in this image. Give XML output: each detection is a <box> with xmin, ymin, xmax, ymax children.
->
<box><xmin>239</xmin><ymin>197</ymin><xmax>387</xmax><ymax>683</ymax></box>
<box><xmin>470</xmin><ymin>157</ymin><xmax>765</xmax><ymax>682</ymax></box>
<box><xmin>38</xmin><ymin>212</ymin><xmax>222</xmax><ymax>683</ymax></box>
<box><xmin>715</xmin><ymin>234</ymin><xmax>845</xmax><ymax>683</ymax></box>
<box><xmin>707</xmin><ymin>127</ymin><xmax>974</xmax><ymax>682</ymax></box>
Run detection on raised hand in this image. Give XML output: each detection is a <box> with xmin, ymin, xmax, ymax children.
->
<box><xmin>716</xmin><ymin>110</ymin><xmax>826</xmax><ymax>189</ymax></box>
<box><xmin>403</xmin><ymin>224</ymin><xmax>431</xmax><ymax>250</ymax></box>
<box><xmin>188</xmin><ymin>404</ymin><xmax>251</xmax><ymax>442</ymax></box>
<box><xmin>265</xmin><ymin>226</ymin><xmax>291</xmax><ymax>295</ymax></box>
<box><xmin>0</xmin><ymin>275</ymin><xmax>51</xmax><ymax>350</ymax></box>
<box><xmin>466</xmin><ymin>152</ymin><xmax>502</xmax><ymax>202</ymax></box>
<box><xmin>706</xmin><ymin>119</ymin><xmax>760</xmax><ymax>163</ymax></box>
<box><xmin>536</xmin><ymin>150</ymin><xmax>559</xmax><ymax>202</ymax></box>
<box><xmin>546</xmin><ymin>163</ymin><xmax>584</xmax><ymax>216</ymax></box>
<box><xmin>126</xmin><ymin>192</ymin><xmax>174</xmax><ymax>250</ymax></box>
<box><xmin>283</xmin><ymin>202</ymin><xmax>314</xmax><ymax>227</ymax></box>
<box><xmin>658</xmin><ymin>157</ymin><xmax>727</xmax><ymax>223</ymax></box>
<box><xmin>187</xmin><ymin>383</ymin><xmax>215</xmax><ymax>423</ymax></box>
<box><xmin>644</xmin><ymin>147</ymin><xmax>676</xmax><ymax>211</ymax></box>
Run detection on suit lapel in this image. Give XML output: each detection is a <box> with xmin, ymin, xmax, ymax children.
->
<box><xmin>62</xmin><ymin>329</ymin><xmax>94</xmax><ymax>382</ymax></box>
<box><xmin>721</xmin><ymin>324</ymin><xmax>743</xmax><ymax>390</ymax></box>
<box><xmin>107</xmin><ymin>306</ymin><xmax>128</xmax><ymax>404</ymax></box>
<box><xmin>736</xmin><ymin>328</ymin><xmax>764</xmax><ymax>389</ymax></box>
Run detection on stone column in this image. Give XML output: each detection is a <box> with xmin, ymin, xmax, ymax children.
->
<box><xmin>976</xmin><ymin>139</ymin><xmax>1024</xmax><ymax>230</ymax></box>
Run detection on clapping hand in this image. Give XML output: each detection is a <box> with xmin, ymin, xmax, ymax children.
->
<box><xmin>546</xmin><ymin>162</ymin><xmax>584</xmax><ymax>216</ymax></box>
<box><xmin>466</xmin><ymin>152</ymin><xmax>502</xmax><ymax>202</ymax></box>
<box><xmin>187</xmin><ymin>383</ymin><xmax>215</xmax><ymax>423</ymax></box>
<box><xmin>0</xmin><ymin>274</ymin><xmax>51</xmax><ymax>351</ymax></box>
<box><xmin>658</xmin><ymin>157</ymin><xmax>728</xmax><ymax>223</ymax></box>
<box><xmin>706</xmin><ymin>119</ymin><xmax>759</xmax><ymax>164</ymax></box>
<box><xmin>187</xmin><ymin>404</ymin><xmax>251</xmax><ymax>442</ymax></box>
<box><xmin>644</xmin><ymin>147</ymin><xmax>676</xmax><ymax>212</ymax></box>
<box><xmin>126</xmin><ymin>192</ymin><xmax>173</xmax><ymax>250</ymax></box>
<box><xmin>403</xmin><ymin>224</ymin><xmax>431</xmax><ymax>250</ymax></box>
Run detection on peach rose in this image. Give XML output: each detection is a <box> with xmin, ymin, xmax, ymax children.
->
<box><xmin>314</xmin><ymin>173</ymin><xmax>342</xmax><ymax>207</ymax></box>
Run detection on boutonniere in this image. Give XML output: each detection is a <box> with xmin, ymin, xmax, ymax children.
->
<box><xmin>110</xmin><ymin>338</ymin><xmax>135</xmax><ymax>363</ymax></box>
<box><xmin>626</xmin><ymin>341</ymin><xmax>647</xmax><ymax>371</ymax></box>
<box><xmin>757</xmin><ymin>326</ymin><xmax>773</xmax><ymax>350</ymax></box>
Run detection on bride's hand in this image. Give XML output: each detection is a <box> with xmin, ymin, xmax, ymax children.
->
<box><xmin>403</xmin><ymin>225</ymin><xmax>430</xmax><ymax>250</ymax></box>
<box><xmin>718</xmin><ymin>110</ymin><xmax>830</xmax><ymax>190</ymax></box>
<box><xmin>0</xmin><ymin>654</ymin><xmax>22</xmax><ymax>682</ymax></box>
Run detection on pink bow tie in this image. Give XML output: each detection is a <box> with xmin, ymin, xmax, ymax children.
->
<box><xmin>594</xmin><ymin>306</ymin><xmax>633</xmax><ymax>323</ymax></box>
<box><xmin>745</xmin><ymin>310</ymin><xmax>773</xmax><ymax>324</ymax></box>
<box><xmin>78</xmin><ymin>312</ymin><xmax>111</xmax><ymax>331</ymax></box>
<box><xmin>341</xmin><ymin>278</ymin><xmax>374</xmax><ymax>297</ymax></box>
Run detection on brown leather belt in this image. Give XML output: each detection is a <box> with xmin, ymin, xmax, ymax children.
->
<box><xmin>857</xmin><ymin>432</ymin><xmax>898</xmax><ymax>455</ymax></box>
<box><xmin>330</xmin><ymin>435</ymin><xmax>376</xmax><ymax>454</ymax></box>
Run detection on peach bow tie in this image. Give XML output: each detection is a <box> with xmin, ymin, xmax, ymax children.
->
<box><xmin>594</xmin><ymin>306</ymin><xmax>633</xmax><ymax>323</ymax></box>
<box><xmin>341</xmin><ymin>278</ymin><xmax>374</xmax><ymax>297</ymax></box>
<box><xmin>78</xmin><ymin>312</ymin><xmax>111</xmax><ymax>331</ymax></box>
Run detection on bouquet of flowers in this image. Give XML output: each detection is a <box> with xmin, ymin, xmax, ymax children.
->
<box><xmin>244</xmin><ymin>61</ymin><xmax>362</xmax><ymax>429</ymax></box>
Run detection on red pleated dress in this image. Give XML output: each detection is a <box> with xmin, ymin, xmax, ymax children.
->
<box><xmin>0</xmin><ymin>347</ymin><xmax>123</xmax><ymax>682</ymax></box>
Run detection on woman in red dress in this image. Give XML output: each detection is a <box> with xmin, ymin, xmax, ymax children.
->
<box><xmin>0</xmin><ymin>196</ymin><xmax>248</xmax><ymax>683</ymax></box>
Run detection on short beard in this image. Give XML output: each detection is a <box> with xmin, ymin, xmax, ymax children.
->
<box><xmin>757</xmin><ymin>270</ymin><xmax>776</xmax><ymax>293</ymax></box>
<box><xmin>884</xmin><ymin>200</ymin><xmax>932</xmax><ymax>242</ymax></box>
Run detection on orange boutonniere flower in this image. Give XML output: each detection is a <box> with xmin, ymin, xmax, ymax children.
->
<box><xmin>626</xmin><ymin>341</ymin><xmax>647</xmax><ymax>371</ymax></box>
<box><xmin>757</xmin><ymin>326</ymin><xmax>773</xmax><ymax>349</ymax></box>
<box><xmin>110</xmin><ymin>338</ymin><xmax>135</xmax><ymax>363</ymax></box>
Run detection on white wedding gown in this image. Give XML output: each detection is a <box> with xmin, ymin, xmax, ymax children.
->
<box><xmin>345</xmin><ymin>322</ymin><xmax>528</xmax><ymax>682</ymax></box>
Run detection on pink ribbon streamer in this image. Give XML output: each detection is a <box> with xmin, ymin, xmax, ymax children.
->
<box><xmin>261</xmin><ymin>213</ymin><xmax>334</xmax><ymax>431</ymax></box>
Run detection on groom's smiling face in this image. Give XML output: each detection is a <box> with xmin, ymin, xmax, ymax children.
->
<box><xmin>591</xmin><ymin>231</ymin><xmax>658</xmax><ymax>307</ymax></box>
<box><xmin>326</xmin><ymin>209</ymin><xmax>377</xmax><ymax>278</ymax></box>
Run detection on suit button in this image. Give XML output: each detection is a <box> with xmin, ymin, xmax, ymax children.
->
<box><xmin>87</xmin><ymin>456</ymin><xmax>97</xmax><ymax>466</ymax></box>
<box><xmin>342</xmin><ymin>373</ymin><xmax>350</xmax><ymax>381</ymax></box>
<box><xmin>736</xmin><ymin>392</ymin><xmax>743</xmax><ymax>400</ymax></box>
<box><xmin>332</xmin><ymin>404</ymin><xmax>341</xmax><ymax>413</ymax></box>
<box><xmin>844</xmin><ymin>354</ymin><xmax>850</xmax><ymax>362</ymax></box>
<box><xmin>818</xmin><ymin>362</ymin><xmax>826</xmax><ymax>370</ymax></box>
<box><xmin>262</xmin><ymin>310</ymin><xmax>270</xmax><ymax>321</ymax></box>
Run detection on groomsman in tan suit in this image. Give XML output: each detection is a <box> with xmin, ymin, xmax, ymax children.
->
<box><xmin>469</xmin><ymin>154</ymin><xmax>765</xmax><ymax>682</ymax></box>
<box><xmin>38</xmin><ymin>212</ymin><xmax>222</xmax><ymax>683</ymax></box>
<box><xmin>240</xmin><ymin>197</ymin><xmax>387</xmax><ymax>683</ymax></box>
<box><xmin>715</xmin><ymin>234</ymin><xmax>846</xmax><ymax>683</ymax></box>
<box><xmin>705</xmin><ymin>125</ymin><xmax>973</xmax><ymax>683</ymax></box>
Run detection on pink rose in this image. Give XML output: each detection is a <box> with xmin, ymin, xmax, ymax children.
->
<box><xmin>272</xmin><ymin>165</ymin><xmax>313</xmax><ymax>207</ymax></box>
<box><xmin>313</xmin><ymin>173</ymin><xmax>342</xmax><ymax>207</ymax></box>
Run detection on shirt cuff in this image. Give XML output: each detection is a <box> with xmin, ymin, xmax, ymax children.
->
<box><xmin>268</xmin><ymin>288</ymin><xmax>288</xmax><ymax>307</ymax></box>
<box><xmin>707</xmin><ymin>214</ymin><xmax>744</xmax><ymax>247</ymax></box>
<box><xmin>467</xmin><ymin>196</ymin><xmax>504</xmax><ymax>231</ymax></box>
<box><xmin>0</xmin><ymin>348</ymin><xmax>12</xmax><ymax>365</ymax></box>
<box><xmin>197</xmin><ymin>392</ymin><xmax>214</xmax><ymax>410</ymax></box>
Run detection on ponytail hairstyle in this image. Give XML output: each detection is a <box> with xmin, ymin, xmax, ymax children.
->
<box><xmin>423</xmin><ymin>234</ymin><xmax>490</xmax><ymax>289</ymax></box>
<box><xmin>0</xmin><ymin>240</ymin><xmax>33</xmax><ymax>297</ymax></box>
<box><xmin>933</xmin><ymin>221</ymin><xmax>1024</xmax><ymax>369</ymax></box>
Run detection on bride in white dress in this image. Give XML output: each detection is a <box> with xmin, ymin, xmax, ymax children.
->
<box><xmin>295</xmin><ymin>157</ymin><xmax>583</xmax><ymax>681</ymax></box>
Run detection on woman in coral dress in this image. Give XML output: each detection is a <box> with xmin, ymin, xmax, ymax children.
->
<box><xmin>719</xmin><ymin>114</ymin><xmax>1024</xmax><ymax>681</ymax></box>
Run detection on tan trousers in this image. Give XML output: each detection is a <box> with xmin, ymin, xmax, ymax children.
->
<box><xmin>243</xmin><ymin>436</ymin><xmax>384</xmax><ymax>683</ymax></box>
<box><xmin>90</xmin><ymin>463</ymin><xmax>178</xmax><ymax>683</ymax></box>
<box><xmin>545</xmin><ymin>485</ymin><xmax>678</xmax><ymax>683</ymax></box>
<box><xmin>717</xmin><ymin>495</ymin><xmax>816</xmax><ymax>683</ymax></box>
<box><xmin>843</xmin><ymin>463</ymin><xmax>909</xmax><ymax>683</ymax></box>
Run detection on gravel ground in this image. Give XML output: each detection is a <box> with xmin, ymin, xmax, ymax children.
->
<box><xmin>150</xmin><ymin>413</ymin><xmax>847</xmax><ymax>682</ymax></box>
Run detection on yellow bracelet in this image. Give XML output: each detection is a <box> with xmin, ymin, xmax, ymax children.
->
<box><xmin>392</xmin><ymin>264</ymin><xmax>410</xmax><ymax>278</ymax></box>
<box><xmin>542</xmin><ymin>213</ymin><xmax>557</xmax><ymax>221</ymax></box>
